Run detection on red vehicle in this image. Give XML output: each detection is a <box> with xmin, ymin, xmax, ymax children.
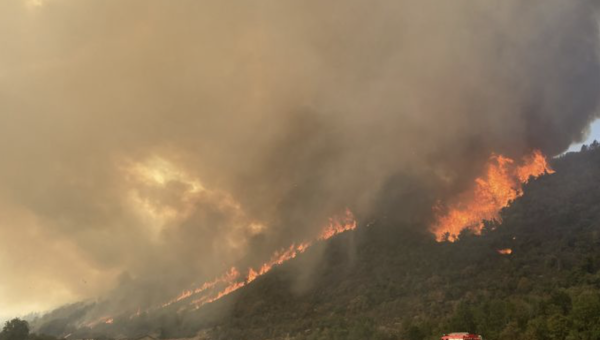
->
<box><xmin>441</xmin><ymin>333</ymin><xmax>483</xmax><ymax>340</ymax></box>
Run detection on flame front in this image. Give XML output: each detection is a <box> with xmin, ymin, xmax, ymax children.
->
<box><xmin>159</xmin><ymin>209</ymin><xmax>357</xmax><ymax>311</ymax></box>
<box><xmin>246</xmin><ymin>241</ymin><xmax>312</xmax><ymax>283</ymax></box>
<box><xmin>318</xmin><ymin>209</ymin><xmax>358</xmax><ymax>240</ymax></box>
<box><xmin>497</xmin><ymin>248</ymin><xmax>512</xmax><ymax>255</ymax></box>
<box><xmin>432</xmin><ymin>150</ymin><xmax>553</xmax><ymax>242</ymax></box>
<box><xmin>161</xmin><ymin>267</ymin><xmax>240</xmax><ymax>308</ymax></box>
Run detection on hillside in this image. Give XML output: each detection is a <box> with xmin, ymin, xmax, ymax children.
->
<box><xmin>34</xmin><ymin>146</ymin><xmax>600</xmax><ymax>340</ymax></box>
<box><xmin>196</xmin><ymin>146</ymin><xmax>600</xmax><ymax>340</ymax></box>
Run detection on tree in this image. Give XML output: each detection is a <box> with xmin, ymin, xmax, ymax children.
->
<box><xmin>523</xmin><ymin>317</ymin><xmax>549</xmax><ymax>340</ymax></box>
<box><xmin>448</xmin><ymin>302</ymin><xmax>476</xmax><ymax>333</ymax></box>
<box><xmin>499</xmin><ymin>321</ymin><xmax>520</xmax><ymax>340</ymax></box>
<box><xmin>571</xmin><ymin>291</ymin><xmax>600</xmax><ymax>330</ymax></box>
<box><xmin>0</xmin><ymin>319</ymin><xmax>29</xmax><ymax>340</ymax></box>
<box><xmin>547</xmin><ymin>314</ymin><xmax>571</xmax><ymax>340</ymax></box>
<box><xmin>403</xmin><ymin>324</ymin><xmax>425</xmax><ymax>340</ymax></box>
<box><xmin>549</xmin><ymin>290</ymin><xmax>572</xmax><ymax>315</ymax></box>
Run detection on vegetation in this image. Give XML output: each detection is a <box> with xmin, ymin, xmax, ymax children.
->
<box><xmin>31</xmin><ymin>144</ymin><xmax>600</xmax><ymax>339</ymax></box>
<box><xmin>0</xmin><ymin>319</ymin><xmax>58</xmax><ymax>340</ymax></box>
<box><xmin>192</xmin><ymin>144</ymin><xmax>600</xmax><ymax>339</ymax></box>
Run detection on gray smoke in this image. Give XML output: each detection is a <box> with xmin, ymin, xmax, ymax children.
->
<box><xmin>0</xmin><ymin>0</ymin><xmax>598</xmax><ymax>327</ymax></box>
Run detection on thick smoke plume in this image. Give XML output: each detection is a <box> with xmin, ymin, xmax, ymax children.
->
<box><xmin>0</xmin><ymin>0</ymin><xmax>598</xmax><ymax>328</ymax></box>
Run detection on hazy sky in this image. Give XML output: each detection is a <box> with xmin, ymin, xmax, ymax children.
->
<box><xmin>1</xmin><ymin>0</ymin><xmax>598</xmax><ymax>322</ymax></box>
<box><xmin>568</xmin><ymin>119</ymin><xmax>600</xmax><ymax>152</ymax></box>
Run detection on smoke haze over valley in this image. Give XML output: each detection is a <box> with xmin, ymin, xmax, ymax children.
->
<box><xmin>1</xmin><ymin>0</ymin><xmax>599</xmax><ymax>334</ymax></box>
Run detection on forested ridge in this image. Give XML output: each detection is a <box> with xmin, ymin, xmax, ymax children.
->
<box><xmin>197</xmin><ymin>145</ymin><xmax>600</xmax><ymax>340</ymax></box>
<box><xmin>29</xmin><ymin>145</ymin><xmax>600</xmax><ymax>340</ymax></box>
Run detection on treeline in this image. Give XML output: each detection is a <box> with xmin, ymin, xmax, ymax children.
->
<box><xmin>0</xmin><ymin>319</ymin><xmax>59</xmax><ymax>340</ymax></box>
<box><xmin>401</xmin><ymin>288</ymin><xmax>600</xmax><ymax>340</ymax></box>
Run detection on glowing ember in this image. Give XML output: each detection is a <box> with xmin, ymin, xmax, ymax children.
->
<box><xmin>162</xmin><ymin>209</ymin><xmax>357</xmax><ymax>310</ymax></box>
<box><xmin>85</xmin><ymin>316</ymin><xmax>114</xmax><ymax>328</ymax></box>
<box><xmin>497</xmin><ymin>248</ymin><xmax>512</xmax><ymax>255</ymax></box>
<box><xmin>432</xmin><ymin>150</ymin><xmax>553</xmax><ymax>242</ymax></box>
<box><xmin>129</xmin><ymin>307</ymin><xmax>141</xmax><ymax>319</ymax></box>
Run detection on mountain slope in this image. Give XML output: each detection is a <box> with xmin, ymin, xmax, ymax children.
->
<box><xmin>194</xmin><ymin>147</ymin><xmax>600</xmax><ymax>340</ymax></box>
<box><xmin>34</xmin><ymin>147</ymin><xmax>600</xmax><ymax>340</ymax></box>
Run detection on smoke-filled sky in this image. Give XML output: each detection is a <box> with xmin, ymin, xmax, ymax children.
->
<box><xmin>1</xmin><ymin>0</ymin><xmax>599</xmax><ymax>321</ymax></box>
<box><xmin>568</xmin><ymin>119</ymin><xmax>600</xmax><ymax>152</ymax></box>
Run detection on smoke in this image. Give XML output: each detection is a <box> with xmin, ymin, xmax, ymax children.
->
<box><xmin>0</xmin><ymin>0</ymin><xmax>598</xmax><ymax>326</ymax></box>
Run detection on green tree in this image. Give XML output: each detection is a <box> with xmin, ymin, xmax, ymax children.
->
<box><xmin>448</xmin><ymin>302</ymin><xmax>476</xmax><ymax>333</ymax></box>
<box><xmin>0</xmin><ymin>319</ymin><xmax>29</xmax><ymax>340</ymax></box>
<box><xmin>571</xmin><ymin>291</ymin><xmax>600</xmax><ymax>330</ymax></box>
<box><xmin>404</xmin><ymin>325</ymin><xmax>425</xmax><ymax>340</ymax></box>
<box><xmin>499</xmin><ymin>321</ymin><xmax>521</xmax><ymax>340</ymax></box>
<box><xmin>523</xmin><ymin>317</ymin><xmax>549</xmax><ymax>340</ymax></box>
<box><xmin>547</xmin><ymin>314</ymin><xmax>570</xmax><ymax>340</ymax></box>
<box><xmin>549</xmin><ymin>291</ymin><xmax>571</xmax><ymax>315</ymax></box>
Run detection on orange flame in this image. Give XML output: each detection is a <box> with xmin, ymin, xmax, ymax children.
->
<box><xmin>497</xmin><ymin>248</ymin><xmax>512</xmax><ymax>255</ymax></box>
<box><xmin>432</xmin><ymin>150</ymin><xmax>553</xmax><ymax>242</ymax></box>
<box><xmin>84</xmin><ymin>316</ymin><xmax>114</xmax><ymax>328</ymax></box>
<box><xmin>202</xmin><ymin>281</ymin><xmax>246</xmax><ymax>305</ymax></box>
<box><xmin>318</xmin><ymin>209</ymin><xmax>358</xmax><ymax>240</ymax></box>
<box><xmin>162</xmin><ymin>209</ymin><xmax>357</xmax><ymax>310</ymax></box>
<box><xmin>161</xmin><ymin>267</ymin><xmax>240</xmax><ymax>307</ymax></box>
<box><xmin>246</xmin><ymin>241</ymin><xmax>312</xmax><ymax>283</ymax></box>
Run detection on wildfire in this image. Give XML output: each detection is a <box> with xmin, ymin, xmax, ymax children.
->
<box><xmin>161</xmin><ymin>267</ymin><xmax>240</xmax><ymax>308</ymax></box>
<box><xmin>246</xmin><ymin>242</ymin><xmax>312</xmax><ymax>283</ymax></box>
<box><xmin>85</xmin><ymin>316</ymin><xmax>114</xmax><ymax>328</ymax></box>
<box><xmin>497</xmin><ymin>248</ymin><xmax>512</xmax><ymax>255</ymax></box>
<box><xmin>129</xmin><ymin>307</ymin><xmax>141</xmax><ymax>319</ymax></box>
<box><xmin>162</xmin><ymin>209</ymin><xmax>357</xmax><ymax>310</ymax></box>
<box><xmin>432</xmin><ymin>150</ymin><xmax>553</xmax><ymax>242</ymax></box>
<box><xmin>318</xmin><ymin>210</ymin><xmax>358</xmax><ymax>240</ymax></box>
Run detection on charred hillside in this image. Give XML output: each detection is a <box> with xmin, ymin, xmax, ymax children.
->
<box><xmin>190</xmin><ymin>146</ymin><xmax>600</xmax><ymax>340</ymax></box>
<box><xmin>33</xmin><ymin>146</ymin><xmax>600</xmax><ymax>340</ymax></box>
